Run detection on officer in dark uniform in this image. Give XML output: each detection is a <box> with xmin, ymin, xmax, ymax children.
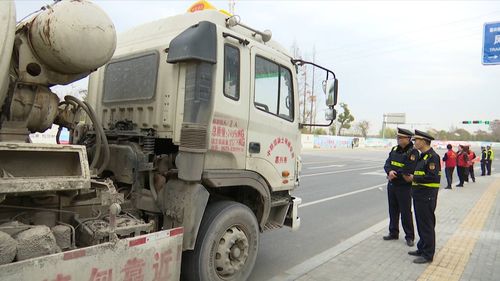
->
<box><xmin>480</xmin><ymin>146</ymin><xmax>487</xmax><ymax>176</ymax></box>
<box><xmin>383</xmin><ymin>128</ymin><xmax>419</xmax><ymax>246</ymax></box>
<box><xmin>406</xmin><ymin>130</ymin><xmax>441</xmax><ymax>264</ymax></box>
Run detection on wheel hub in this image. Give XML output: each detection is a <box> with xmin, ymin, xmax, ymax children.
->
<box><xmin>215</xmin><ymin>226</ymin><xmax>249</xmax><ymax>277</ymax></box>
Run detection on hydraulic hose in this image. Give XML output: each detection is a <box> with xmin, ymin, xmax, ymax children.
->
<box><xmin>64</xmin><ymin>96</ymin><xmax>102</xmax><ymax>171</ymax></box>
<box><xmin>84</xmin><ymin>100</ymin><xmax>110</xmax><ymax>174</ymax></box>
<box><xmin>64</xmin><ymin>96</ymin><xmax>109</xmax><ymax>175</ymax></box>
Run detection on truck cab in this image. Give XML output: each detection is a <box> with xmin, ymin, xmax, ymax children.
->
<box><xmin>86</xmin><ymin>9</ymin><xmax>305</xmax><ymax>279</ymax></box>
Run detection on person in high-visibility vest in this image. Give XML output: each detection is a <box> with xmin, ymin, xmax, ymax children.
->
<box><xmin>405</xmin><ymin>130</ymin><xmax>441</xmax><ymax>264</ymax></box>
<box><xmin>487</xmin><ymin>145</ymin><xmax>495</xmax><ymax>176</ymax></box>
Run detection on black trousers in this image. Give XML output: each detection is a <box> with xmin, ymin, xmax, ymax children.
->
<box><xmin>468</xmin><ymin>165</ymin><xmax>475</xmax><ymax>181</ymax></box>
<box><xmin>444</xmin><ymin>167</ymin><xmax>454</xmax><ymax>187</ymax></box>
<box><xmin>412</xmin><ymin>187</ymin><xmax>438</xmax><ymax>261</ymax></box>
<box><xmin>387</xmin><ymin>182</ymin><xmax>414</xmax><ymax>240</ymax></box>
<box><xmin>481</xmin><ymin>161</ymin><xmax>486</xmax><ymax>176</ymax></box>
<box><xmin>457</xmin><ymin>166</ymin><xmax>467</xmax><ymax>185</ymax></box>
<box><xmin>487</xmin><ymin>160</ymin><xmax>492</xmax><ymax>175</ymax></box>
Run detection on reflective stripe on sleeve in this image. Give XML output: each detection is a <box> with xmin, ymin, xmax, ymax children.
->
<box><xmin>412</xmin><ymin>182</ymin><xmax>440</xmax><ymax>188</ymax></box>
<box><xmin>391</xmin><ymin>161</ymin><xmax>405</xmax><ymax>167</ymax></box>
<box><xmin>414</xmin><ymin>171</ymin><xmax>425</xmax><ymax>176</ymax></box>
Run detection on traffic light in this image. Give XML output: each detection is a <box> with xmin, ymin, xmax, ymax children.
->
<box><xmin>462</xmin><ymin>120</ymin><xmax>492</xmax><ymax>124</ymax></box>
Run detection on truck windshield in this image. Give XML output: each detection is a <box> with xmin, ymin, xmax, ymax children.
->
<box><xmin>103</xmin><ymin>52</ymin><xmax>159</xmax><ymax>103</ymax></box>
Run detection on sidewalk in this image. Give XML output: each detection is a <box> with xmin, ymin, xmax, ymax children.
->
<box><xmin>279</xmin><ymin>173</ymin><xmax>500</xmax><ymax>281</ymax></box>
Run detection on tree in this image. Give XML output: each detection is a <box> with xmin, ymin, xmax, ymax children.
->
<box><xmin>435</xmin><ymin>130</ymin><xmax>448</xmax><ymax>140</ymax></box>
<box><xmin>453</xmin><ymin>128</ymin><xmax>472</xmax><ymax>141</ymax></box>
<box><xmin>379</xmin><ymin>128</ymin><xmax>397</xmax><ymax>138</ymax></box>
<box><xmin>474</xmin><ymin>130</ymin><xmax>490</xmax><ymax>142</ymax></box>
<box><xmin>312</xmin><ymin>128</ymin><xmax>327</xmax><ymax>135</ymax></box>
<box><xmin>329</xmin><ymin>123</ymin><xmax>337</xmax><ymax>135</ymax></box>
<box><xmin>337</xmin><ymin>103</ymin><xmax>354</xmax><ymax>136</ymax></box>
<box><xmin>290</xmin><ymin>42</ymin><xmax>312</xmax><ymax>125</ymax></box>
<box><xmin>490</xmin><ymin>119</ymin><xmax>500</xmax><ymax>142</ymax></box>
<box><xmin>355</xmin><ymin>120</ymin><xmax>370</xmax><ymax>138</ymax></box>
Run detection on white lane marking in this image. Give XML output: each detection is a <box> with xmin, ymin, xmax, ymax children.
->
<box><xmin>302</xmin><ymin>160</ymin><xmax>343</xmax><ymax>165</ymax></box>
<box><xmin>361</xmin><ymin>171</ymin><xmax>387</xmax><ymax>176</ymax></box>
<box><xmin>302</xmin><ymin>159</ymin><xmax>381</xmax><ymax>165</ymax></box>
<box><xmin>301</xmin><ymin>165</ymin><xmax>381</xmax><ymax>178</ymax></box>
<box><xmin>299</xmin><ymin>183</ymin><xmax>386</xmax><ymax>208</ymax></box>
<box><xmin>307</xmin><ymin>164</ymin><xmax>346</xmax><ymax>169</ymax></box>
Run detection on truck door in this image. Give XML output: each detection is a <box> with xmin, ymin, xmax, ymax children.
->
<box><xmin>247</xmin><ymin>46</ymin><xmax>299</xmax><ymax>191</ymax></box>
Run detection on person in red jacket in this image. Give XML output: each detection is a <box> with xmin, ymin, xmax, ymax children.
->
<box><xmin>467</xmin><ymin>146</ymin><xmax>477</xmax><ymax>182</ymax></box>
<box><xmin>442</xmin><ymin>144</ymin><xmax>457</xmax><ymax>189</ymax></box>
<box><xmin>456</xmin><ymin>145</ymin><xmax>469</xmax><ymax>187</ymax></box>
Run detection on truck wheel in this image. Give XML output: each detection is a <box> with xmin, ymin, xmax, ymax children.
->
<box><xmin>182</xmin><ymin>201</ymin><xmax>259</xmax><ymax>281</ymax></box>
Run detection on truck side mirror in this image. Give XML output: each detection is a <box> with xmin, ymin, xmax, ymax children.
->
<box><xmin>325</xmin><ymin>108</ymin><xmax>336</xmax><ymax>121</ymax></box>
<box><xmin>323</xmin><ymin>78</ymin><xmax>338</xmax><ymax>107</ymax></box>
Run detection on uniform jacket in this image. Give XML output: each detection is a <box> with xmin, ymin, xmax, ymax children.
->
<box><xmin>413</xmin><ymin>147</ymin><xmax>441</xmax><ymax>188</ymax></box>
<box><xmin>384</xmin><ymin>142</ymin><xmax>419</xmax><ymax>185</ymax></box>
<box><xmin>481</xmin><ymin>149</ymin><xmax>487</xmax><ymax>162</ymax></box>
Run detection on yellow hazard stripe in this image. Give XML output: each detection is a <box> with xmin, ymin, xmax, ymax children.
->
<box><xmin>412</xmin><ymin>182</ymin><xmax>440</xmax><ymax>188</ymax></box>
<box><xmin>417</xmin><ymin>179</ymin><xmax>500</xmax><ymax>281</ymax></box>
<box><xmin>423</xmin><ymin>154</ymin><xmax>429</xmax><ymax>160</ymax></box>
<box><xmin>414</xmin><ymin>171</ymin><xmax>425</xmax><ymax>176</ymax></box>
<box><xmin>391</xmin><ymin>161</ymin><xmax>405</xmax><ymax>167</ymax></box>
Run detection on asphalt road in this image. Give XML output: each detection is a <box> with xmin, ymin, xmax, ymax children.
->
<box><xmin>248</xmin><ymin>147</ymin><xmax>497</xmax><ymax>281</ymax></box>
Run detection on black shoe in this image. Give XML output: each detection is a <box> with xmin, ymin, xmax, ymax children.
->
<box><xmin>472</xmin><ymin>178</ymin><xmax>475</xmax><ymax>182</ymax></box>
<box><xmin>408</xmin><ymin>250</ymin><xmax>422</xmax><ymax>256</ymax></box>
<box><xmin>456</xmin><ymin>184</ymin><xmax>463</xmax><ymax>187</ymax></box>
<box><xmin>383</xmin><ymin>235</ymin><xmax>398</xmax><ymax>240</ymax></box>
<box><xmin>413</xmin><ymin>256</ymin><xmax>432</xmax><ymax>264</ymax></box>
<box><xmin>406</xmin><ymin>239</ymin><xmax>414</xmax><ymax>247</ymax></box>
<box><xmin>445</xmin><ymin>186</ymin><xmax>451</xmax><ymax>189</ymax></box>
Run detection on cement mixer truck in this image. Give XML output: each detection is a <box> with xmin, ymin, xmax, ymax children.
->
<box><xmin>0</xmin><ymin>1</ymin><xmax>339</xmax><ymax>280</ymax></box>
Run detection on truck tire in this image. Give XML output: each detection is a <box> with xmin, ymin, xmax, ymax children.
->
<box><xmin>182</xmin><ymin>201</ymin><xmax>259</xmax><ymax>281</ymax></box>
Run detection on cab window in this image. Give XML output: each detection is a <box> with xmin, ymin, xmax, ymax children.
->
<box><xmin>254</xmin><ymin>56</ymin><xmax>294</xmax><ymax>121</ymax></box>
<box><xmin>224</xmin><ymin>44</ymin><xmax>240</xmax><ymax>100</ymax></box>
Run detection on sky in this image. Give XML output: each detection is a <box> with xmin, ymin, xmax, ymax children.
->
<box><xmin>14</xmin><ymin>0</ymin><xmax>500</xmax><ymax>135</ymax></box>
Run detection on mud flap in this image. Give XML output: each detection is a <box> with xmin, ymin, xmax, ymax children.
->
<box><xmin>284</xmin><ymin>197</ymin><xmax>301</xmax><ymax>231</ymax></box>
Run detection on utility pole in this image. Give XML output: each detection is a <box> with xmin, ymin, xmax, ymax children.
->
<box><xmin>309</xmin><ymin>95</ymin><xmax>316</xmax><ymax>133</ymax></box>
<box><xmin>382</xmin><ymin>114</ymin><xmax>386</xmax><ymax>139</ymax></box>
<box><xmin>228</xmin><ymin>0</ymin><xmax>235</xmax><ymax>14</ymax></box>
<box><xmin>311</xmin><ymin>46</ymin><xmax>316</xmax><ymax>131</ymax></box>
<box><xmin>302</xmin><ymin>65</ymin><xmax>307</xmax><ymax>125</ymax></box>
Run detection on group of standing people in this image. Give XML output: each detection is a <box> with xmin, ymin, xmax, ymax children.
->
<box><xmin>481</xmin><ymin>145</ymin><xmax>495</xmax><ymax>176</ymax></box>
<box><xmin>442</xmin><ymin>144</ymin><xmax>495</xmax><ymax>188</ymax></box>
<box><xmin>383</xmin><ymin>131</ymin><xmax>495</xmax><ymax>265</ymax></box>
<box><xmin>383</xmin><ymin>128</ymin><xmax>440</xmax><ymax>264</ymax></box>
